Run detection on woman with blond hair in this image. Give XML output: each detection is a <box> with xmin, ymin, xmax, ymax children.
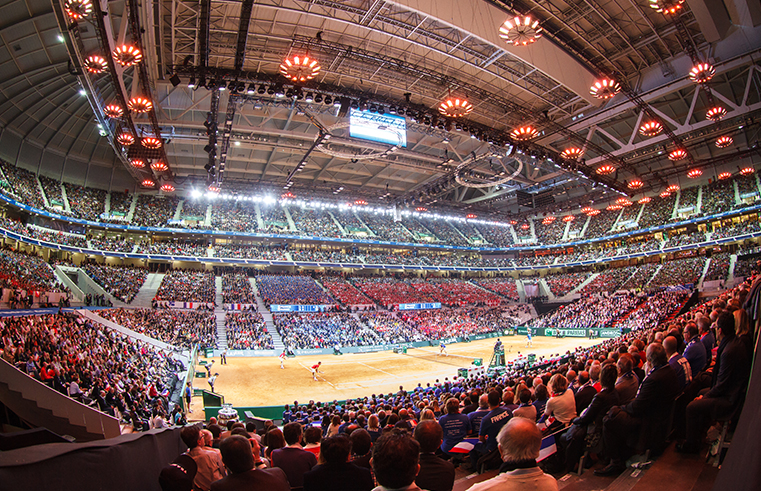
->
<box><xmin>734</xmin><ymin>308</ymin><xmax>754</xmax><ymax>359</ymax></box>
<box><xmin>543</xmin><ymin>373</ymin><xmax>576</xmax><ymax>433</ymax></box>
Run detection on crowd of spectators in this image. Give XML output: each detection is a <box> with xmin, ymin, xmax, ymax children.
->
<box><xmin>226</xmin><ymin>312</ymin><xmax>273</xmax><ymax>349</ymax></box>
<box><xmin>290</xmin><ymin>248</ymin><xmax>361</xmax><ymax>263</ymax></box>
<box><xmin>260</xmin><ymin>204</ymin><xmax>289</xmax><ymax>232</ymax></box>
<box><xmin>351</xmin><ymin>276</ymin><xmax>434</xmax><ymax>309</ymax></box>
<box><xmin>701</xmin><ymin>179</ymin><xmax>737</xmax><ymax>215</ymax></box>
<box><xmin>329</xmin><ymin>209</ymin><xmax>370</xmax><ymax>236</ymax></box>
<box><xmin>473</xmin><ymin>278</ymin><xmax>520</xmax><ymax>301</ymax></box>
<box><xmin>666</xmin><ymin>231</ymin><xmax>706</xmax><ymax>247</ymax></box>
<box><xmin>678</xmin><ymin>186</ymin><xmax>700</xmax><ymax>211</ymax></box>
<box><xmin>108</xmin><ymin>192</ymin><xmax>133</xmax><ymax>217</ymax></box>
<box><xmin>649</xmin><ymin>257</ymin><xmax>706</xmax><ymax>288</ymax></box>
<box><xmin>155</xmin><ymin>270</ymin><xmax>216</xmax><ymax>303</ymax></box>
<box><xmin>214</xmin><ymin>243</ymin><xmax>288</xmax><ymax>260</ymax></box>
<box><xmin>64</xmin><ymin>184</ymin><xmax>107</xmax><ymax>221</ymax></box>
<box><xmin>321</xmin><ymin>276</ymin><xmax>374</xmax><ymax>306</ymax></box>
<box><xmin>407</xmin><ymin>278</ymin><xmax>503</xmax><ymax>307</ymax></box>
<box><xmin>419</xmin><ymin>218</ymin><xmax>469</xmax><ymax>246</ymax></box>
<box><xmin>289</xmin><ymin>206</ymin><xmax>343</xmax><ymax>238</ymax></box>
<box><xmin>0</xmin><ymin>247</ymin><xmax>67</xmax><ymax>293</ymax></box>
<box><xmin>180</xmin><ymin>199</ymin><xmax>209</xmax><ymax>223</ymax></box>
<box><xmin>1</xmin><ymin>312</ymin><xmax>185</xmax><ymax>430</ymax></box>
<box><xmin>397</xmin><ymin>307</ymin><xmax>516</xmax><ymax>341</ymax></box>
<box><xmin>545</xmin><ymin>272</ymin><xmax>587</xmax><ymax>297</ymax></box>
<box><xmin>38</xmin><ymin>175</ymin><xmax>65</xmax><ymax>211</ymax></box>
<box><xmin>620</xmin><ymin>262</ymin><xmax>660</xmax><ymax>290</ymax></box>
<box><xmin>210</xmin><ymin>201</ymin><xmax>258</xmax><ymax>232</ymax></box>
<box><xmin>138</xmin><ymin>241</ymin><xmax>208</xmax><ymax>256</ymax></box>
<box><xmin>256</xmin><ymin>274</ymin><xmax>335</xmax><ymax>307</ymax></box>
<box><xmin>132</xmin><ymin>195</ymin><xmax>180</xmax><ymax>227</ymax></box>
<box><xmin>82</xmin><ymin>263</ymin><xmax>147</xmax><ymax>303</ymax></box>
<box><xmin>704</xmin><ymin>252</ymin><xmax>731</xmax><ymax>282</ymax></box>
<box><xmin>615</xmin><ymin>291</ymin><xmax>688</xmax><ymax>332</ymax></box>
<box><xmin>639</xmin><ymin>194</ymin><xmax>677</xmax><ymax>229</ymax></box>
<box><xmin>584</xmin><ymin>210</ymin><xmax>618</xmax><ymax>239</ymax></box>
<box><xmin>0</xmin><ymin>216</ymin><xmax>89</xmax><ymax>248</ymax></box>
<box><xmin>100</xmin><ymin>308</ymin><xmax>217</xmax><ymax>349</ymax></box>
<box><xmin>530</xmin><ymin>294</ymin><xmax>641</xmax><ymax>331</ymax></box>
<box><xmin>0</xmin><ymin>159</ymin><xmax>46</xmax><ymax>209</ymax></box>
<box><xmin>275</xmin><ymin>312</ymin><xmax>380</xmax><ymax>350</ymax></box>
<box><xmin>89</xmin><ymin>235</ymin><xmax>135</xmax><ymax>253</ymax></box>
<box><xmin>736</xmin><ymin>173</ymin><xmax>759</xmax><ymax>197</ymax></box>
<box><xmin>578</xmin><ymin>266</ymin><xmax>635</xmax><ymax>295</ymax></box>
<box><xmin>360</xmin><ymin>213</ymin><xmax>414</xmax><ymax>242</ymax></box>
<box><xmin>222</xmin><ymin>272</ymin><xmax>256</xmax><ymax>304</ymax></box>
<box><xmin>711</xmin><ymin>221</ymin><xmax>759</xmax><ymax>239</ymax></box>
<box><xmin>534</xmin><ymin>219</ymin><xmax>566</xmax><ymax>244</ymax></box>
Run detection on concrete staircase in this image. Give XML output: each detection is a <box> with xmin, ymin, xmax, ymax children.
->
<box><xmin>0</xmin><ymin>358</ymin><xmax>120</xmax><ymax>442</ymax></box>
<box><xmin>250</xmin><ymin>278</ymin><xmax>284</xmax><ymax>352</ymax></box>
<box><xmin>71</xmin><ymin>267</ymin><xmax>128</xmax><ymax>307</ymax></box>
<box><xmin>568</xmin><ymin>272</ymin><xmax>599</xmax><ymax>296</ymax></box>
<box><xmin>131</xmin><ymin>273</ymin><xmax>164</xmax><ymax>308</ymax></box>
<box><xmin>215</xmin><ymin>276</ymin><xmax>227</xmax><ymax>349</ymax></box>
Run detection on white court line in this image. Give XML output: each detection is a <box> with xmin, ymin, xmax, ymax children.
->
<box><xmin>299</xmin><ymin>361</ymin><xmax>336</xmax><ymax>388</ymax></box>
<box><xmin>357</xmin><ymin>361</ymin><xmax>398</xmax><ymax>377</ymax></box>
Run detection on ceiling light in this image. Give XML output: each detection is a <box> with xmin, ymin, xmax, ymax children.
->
<box><xmin>542</xmin><ymin>216</ymin><xmax>556</xmax><ymax>224</ymax></box>
<box><xmin>649</xmin><ymin>0</ymin><xmax>685</xmax><ymax>14</ymax></box>
<box><xmin>716</xmin><ymin>136</ymin><xmax>733</xmax><ymax>148</ymax></box>
<box><xmin>596</xmin><ymin>164</ymin><xmax>616</xmax><ymax>175</ymax></box>
<box><xmin>638</xmin><ymin>196</ymin><xmax>651</xmax><ymax>204</ymax></box>
<box><xmin>589</xmin><ymin>78</ymin><xmax>621</xmax><ymax>99</ymax></box>
<box><xmin>305</xmin><ymin>92</ymin><xmax>314</xmax><ymax>103</ymax></box>
<box><xmin>520</xmin><ymin>223</ymin><xmax>530</xmax><ymax>230</ymax></box>
<box><xmin>112</xmin><ymin>44</ymin><xmax>143</xmax><ymax>67</ymax></box>
<box><xmin>639</xmin><ymin>121</ymin><xmax>663</xmax><ymax>137</ymax></box>
<box><xmin>84</xmin><ymin>55</ymin><xmax>107</xmax><ymax>74</ymax></box>
<box><xmin>628</xmin><ymin>179</ymin><xmax>643</xmax><ymax>189</ymax></box>
<box><xmin>141</xmin><ymin>179</ymin><xmax>155</xmax><ymax>187</ymax></box>
<box><xmin>562</xmin><ymin>215</ymin><xmax>575</xmax><ymax>222</ymax></box>
<box><xmin>668</xmin><ymin>148</ymin><xmax>687</xmax><ymax>161</ymax></box>
<box><xmin>142</xmin><ymin>137</ymin><xmax>162</xmax><ymax>149</ymax></box>
<box><xmin>588</xmin><ymin>209</ymin><xmax>601</xmax><ymax>216</ymax></box>
<box><xmin>706</xmin><ymin>106</ymin><xmax>726</xmax><ymax>121</ymax></box>
<box><xmin>509</xmin><ymin>220</ymin><xmax>518</xmax><ymax>225</ymax></box>
<box><xmin>498</xmin><ymin>15</ymin><xmax>543</xmax><ymax>46</ymax></box>
<box><xmin>160</xmin><ymin>184</ymin><xmax>175</xmax><ymax>192</ymax></box>
<box><xmin>740</xmin><ymin>167</ymin><xmax>755</xmax><ymax>176</ymax></box>
<box><xmin>117</xmin><ymin>132</ymin><xmax>135</xmax><ymax>145</ymax></box>
<box><xmin>616</xmin><ymin>197</ymin><xmax>630</xmax><ymax>205</ymax></box>
<box><xmin>689</xmin><ymin>62</ymin><xmax>715</xmax><ymax>84</ymax></box>
<box><xmin>104</xmin><ymin>104</ymin><xmax>123</xmax><ymax>118</ymax></box>
<box><xmin>687</xmin><ymin>168</ymin><xmax>702</xmax><ymax>179</ymax></box>
<box><xmin>666</xmin><ymin>184</ymin><xmax>680</xmax><ymax>192</ymax></box>
<box><xmin>130</xmin><ymin>159</ymin><xmax>146</xmax><ymax>168</ymax></box>
<box><xmin>581</xmin><ymin>206</ymin><xmax>594</xmax><ymax>214</ymax></box>
<box><xmin>466</xmin><ymin>213</ymin><xmax>477</xmax><ymax>219</ymax></box>
<box><xmin>510</xmin><ymin>125</ymin><xmax>539</xmax><ymax>141</ymax></box>
<box><xmin>718</xmin><ymin>171</ymin><xmax>732</xmax><ymax>180</ymax></box>
<box><xmin>660</xmin><ymin>190</ymin><xmax>671</xmax><ymax>198</ymax></box>
<box><xmin>246</xmin><ymin>83</ymin><xmax>256</xmax><ymax>94</ymax></box>
<box><xmin>280</xmin><ymin>54</ymin><xmax>320</xmax><ymax>82</ymax></box>
<box><xmin>127</xmin><ymin>96</ymin><xmax>152</xmax><ymax>113</ymax></box>
<box><xmin>208</xmin><ymin>184</ymin><xmax>220</xmax><ymax>193</ymax></box>
<box><xmin>415</xmin><ymin>207</ymin><xmax>428</xmax><ymax>212</ymax></box>
<box><xmin>607</xmin><ymin>204</ymin><xmax>622</xmax><ymax>211</ymax></box>
<box><xmin>560</xmin><ymin>147</ymin><xmax>583</xmax><ymax>160</ymax></box>
<box><xmin>438</xmin><ymin>97</ymin><xmax>473</xmax><ymax>118</ymax></box>
<box><xmin>64</xmin><ymin>0</ymin><xmax>92</xmax><ymax>20</ymax></box>
<box><xmin>151</xmin><ymin>161</ymin><xmax>169</xmax><ymax>172</ymax></box>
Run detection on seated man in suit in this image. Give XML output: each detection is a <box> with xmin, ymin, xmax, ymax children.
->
<box><xmin>595</xmin><ymin>343</ymin><xmax>680</xmax><ymax>476</ymax></box>
<box><xmin>414</xmin><ymin>420</ymin><xmax>455</xmax><ymax>491</ymax></box>
<box><xmin>573</xmin><ymin>371</ymin><xmax>597</xmax><ymax>415</ymax></box>
<box><xmin>271</xmin><ymin>422</ymin><xmax>317</xmax><ymax>489</ymax></box>
<box><xmin>614</xmin><ymin>354</ymin><xmax>639</xmax><ymax>405</ymax></box>
<box><xmin>211</xmin><ymin>435</ymin><xmax>289</xmax><ymax>491</ymax></box>
<box><xmin>682</xmin><ymin>323</ymin><xmax>707</xmax><ymax>378</ymax></box>
<box><xmin>303</xmin><ymin>434</ymin><xmax>373</xmax><ymax>491</ymax></box>
<box><xmin>678</xmin><ymin>311</ymin><xmax>751</xmax><ymax>453</ymax></box>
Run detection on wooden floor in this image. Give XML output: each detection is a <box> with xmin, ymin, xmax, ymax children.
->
<box><xmin>200</xmin><ymin>336</ymin><xmax>603</xmax><ymax>408</ymax></box>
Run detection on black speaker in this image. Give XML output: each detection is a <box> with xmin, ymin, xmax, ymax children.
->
<box><xmin>338</xmin><ymin>98</ymin><xmax>351</xmax><ymax>118</ymax></box>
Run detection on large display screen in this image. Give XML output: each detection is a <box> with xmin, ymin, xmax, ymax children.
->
<box><xmin>398</xmin><ymin>302</ymin><xmax>442</xmax><ymax>311</ymax></box>
<box><xmin>270</xmin><ymin>304</ymin><xmax>334</xmax><ymax>313</ymax></box>
<box><xmin>349</xmin><ymin>109</ymin><xmax>407</xmax><ymax>147</ymax></box>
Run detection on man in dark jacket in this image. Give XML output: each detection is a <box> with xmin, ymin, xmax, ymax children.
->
<box><xmin>303</xmin><ymin>434</ymin><xmax>373</xmax><ymax>491</ymax></box>
<box><xmin>414</xmin><ymin>420</ymin><xmax>455</xmax><ymax>491</ymax></box>
<box><xmin>595</xmin><ymin>343</ymin><xmax>680</xmax><ymax>476</ymax></box>
<box><xmin>211</xmin><ymin>436</ymin><xmax>289</xmax><ymax>491</ymax></box>
<box><xmin>574</xmin><ymin>371</ymin><xmax>597</xmax><ymax>415</ymax></box>
<box><xmin>678</xmin><ymin>312</ymin><xmax>751</xmax><ymax>453</ymax></box>
<box><xmin>271</xmin><ymin>422</ymin><xmax>317</xmax><ymax>489</ymax></box>
<box><xmin>563</xmin><ymin>364</ymin><xmax>620</xmax><ymax>472</ymax></box>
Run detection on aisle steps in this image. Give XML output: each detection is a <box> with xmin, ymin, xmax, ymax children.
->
<box><xmin>250</xmin><ymin>277</ymin><xmax>284</xmax><ymax>351</ymax></box>
<box><xmin>215</xmin><ymin>276</ymin><xmax>227</xmax><ymax>349</ymax></box>
<box><xmin>130</xmin><ymin>273</ymin><xmax>164</xmax><ymax>308</ymax></box>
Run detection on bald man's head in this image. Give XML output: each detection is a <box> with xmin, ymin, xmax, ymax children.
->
<box><xmin>663</xmin><ymin>336</ymin><xmax>677</xmax><ymax>356</ymax></box>
<box><xmin>497</xmin><ymin>417</ymin><xmax>542</xmax><ymax>462</ymax></box>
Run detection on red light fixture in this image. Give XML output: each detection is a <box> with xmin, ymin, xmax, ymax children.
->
<box><xmin>509</xmin><ymin>220</ymin><xmax>518</xmax><ymax>225</ymax></box>
<box><xmin>415</xmin><ymin>207</ymin><xmax>428</xmax><ymax>212</ymax></box>
<box><xmin>141</xmin><ymin>179</ymin><xmax>155</xmax><ymax>188</ymax></box>
<box><xmin>628</xmin><ymin>179</ymin><xmax>643</xmax><ymax>189</ymax></box>
<box><xmin>581</xmin><ymin>206</ymin><xmax>594</xmax><ymax>215</ymax></box>
<box><xmin>498</xmin><ymin>15</ymin><xmax>543</xmax><ymax>46</ymax></box>
<box><xmin>639</xmin><ymin>121</ymin><xmax>663</xmax><ymax>137</ymax></box>
<box><xmin>649</xmin><ymin>0</ymin><xmax>685</xmax><ymax>14</ymax></box>
<box><xmin>562</xmin><ymin>215</ymin><xmax>575</xmax><ymax>222</ymax></box>
<box><xmin>716</xmin><ymin>136</ymin><xmax>733</xmax><ymax>148</ymax></box>
<box><xmin>520</xmin><ymin>223</ymin><xmax>530</xmax><ymax>230</ymax></box>
<box><xmin>117</xmin><ymin>132</ymin><xmax>135</xmax><ymax>146</ymax></box>
<box><xmin>160</xmin><ymin>183</ymin><xmax>175</xmax><ymax>192</ymax></box>
<box><xmin>354</xmin><ymin>200</ymin><xmax>368</xmax><ymax>206</ymax></box>
<box><xmin>112</xmin><ymin>44</ymin><xmax>143</xmax><ymax>67</ymax></box>
<box><xmin>689</xmin><ymin>62</ymin><xmax>715</xmax><ymax>84</ymax></box>
<box><xmin>638</xmin><ymin>196</ymin><xmax>652</xmax><ymax>204</ymax></box>
<box><xmin>687</xmin><ymin>168</ymin><xmax>702</xmax><ymax>179</ymax></box>
<box><xmin>466</xmin><ymin>213</ymin><xmax>477</xmax><ymax>219</ymax></box>
<box><xmin>104</xmin><ymin>104</ymin><xmax>123</xmax><ymax>118</ymax></box>
<box><xmin>542</xmin><ymin>216</ymin><xmax>556</xmax><ymax>224</ymax></box>
<box><xmin>668</xmin><ymin>149</ymin><xmax>687</xmax><ymax>161</ymax></box>
<box><xmin>141</xmin><ymin>136</ymin><xmax>162</xmax><ymax>149</ymax></box>
<box><xmin>596</xmin><ymin>164</ymin><xmax>616</xmax><ymax>175</ymax></box>
<box><xmin>438</xmin><ymin>97</ymin><xmax>473</xmax><ymax>118</ymax></box>
<box><xmin>280</xmin><ymin>54</ymin><xmax>321</xmax><ymax>82</ymax></box>
<box><xmin>589</xmin><ymin>78</ymin><xmax>621</xmax><ymax>100</ymax></box>
<box><xmin>706</xmin><ymin>106</ymin><xmax>727</xmax><ymax>121</ymax></box>
<box><xmin>127</xmin><ymin>96</ymin><xmax>152</xmax><ymax>113</ymax></box>
<box><xmin>560</xmin><ymin>147</ymin><xmax>583</xmax><ymax>160</ymax></box>
<box><xmin>718</xmin><ymin>172</ymin><xmax>732</xmax><ymax>180</ymax></box>
<box><xmin>130</xmin><ymin>159</ymin><xmax>145</xmax><ymax>168</ymax></box>
<box><xmin>588</xmin><ymin>209</ymin><xmax>601</xmax><ymax>216</ymax></box>
<box><xmin>64</xmin><ymin>0</ymin><xmax>92</xmax><ymax>20</ymax></box>
<box><xmin>615</xmin><ymin>197</ymin><xmax>629</xmax><ymax>205</ymax></box>
<box><xmin>607</xmin><ymin>204</ymin><xmax>622</xmax><ymax>211</ymax></box>
<box><xmin>208</xmin><ymin>185</ymin><xmax>221</xmax><ymax>193</ymax></box>
<box><xmin>660</xmin><ymin>190</ymin><xmax>671</xmax><ymax>198</ymax></box>
<box><xmin>510</xmin><ymin>125</ymin><xmax>539</xmax><ymax>141</ymax></box>
<box><xmin>666</xmin><ymin>184</ymin><xmax>680</xmax><ymax>193</ymax></box>
<box><xmin>83</xmin><ymin>55</ymin><xmax>107</xmax><ymax>74</ymax></box>
<box><xmin>151</xmin><ymin>161</ymin><xmax>169</xmax><ymax>172</ymax></box>
<box><xmin>740</xmin><ymin>167</ymin><xmax>755</xmax><ymax>176</ymax></box>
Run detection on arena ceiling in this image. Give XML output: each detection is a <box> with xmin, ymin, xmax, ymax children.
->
<box><xmin>0</xmin><ymin>0</ymin><xmax>760</xmax><ymax>217</ymax></box>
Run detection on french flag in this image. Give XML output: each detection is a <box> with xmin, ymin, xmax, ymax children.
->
<box><xmin>538</xmin><ymin>434</ymin><xmax>557</xmax><ymax>462</ymax></box>
<box><xmin>449</xmin><ymin>438</ymin><xmax>480</xmax><ymax>454</ymax></box>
